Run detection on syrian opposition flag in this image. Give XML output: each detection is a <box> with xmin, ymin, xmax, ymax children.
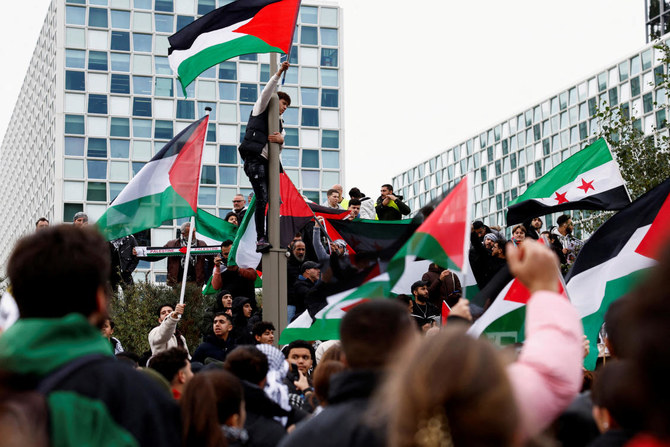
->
<box><xmin>387</xmin><ymin>174</ymin><xmax>472</xmax><ymax>290</ymax></box>
<box><xmin>506</xmin><ymin>138</ymin><xmax>631</xmax><ymax>225</ymax></box>
<box><xmin>279</xmin><ymin>272</ymin><xmax>390</xmax><ymax>344</ymax></box>
<box><xmin>97</xmin><ymin>116</ymin><xmax>208</xmax><ymax>241</ymax></box>
<box><xmin>565</xmin><ymin>178</ymin><xmax>670</xmax><ymax>369</ymax></box>
<box><xmin>168</xmin><ymin>0</ymin><xmax>300</xmax><ymax>92</ymax></box>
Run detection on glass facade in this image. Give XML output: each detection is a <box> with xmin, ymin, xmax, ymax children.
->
<box><xmin>0</xmin><ymin>0</ymin><xmax>343</xmax><ymax>282</ymax></box>
<box><xmin>393</xmin><ymin>38</ymin><xmax>670</xmax><ymax>233</ymax></box>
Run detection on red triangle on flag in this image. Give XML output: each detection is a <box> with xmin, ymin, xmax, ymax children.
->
<box><xmin>635</xmin><ymin>193</ymin><xmax>670</xmax><ymax>260</ymax></box>
<box><xmin>233</xmin><ymin>0</ymin><xmax>301</xmax><ymax>53</ymax></box>
<box><xmin>168</xmin><ymin>116</ymin><xmax>209</xmax><ymax>212</ymax></box>
<box><xmin>441</xmin><ymin>301</ymin><xmax>451</xmax><ymax>326</ymax></box>
<box><xmin>341</xmin><ymin>299</ymin><xmax>369</xmax><ymax>313</ymax></box>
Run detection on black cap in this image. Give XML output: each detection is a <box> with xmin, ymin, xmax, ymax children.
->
<box><xmin>411</xmin><ymin>280</ymin><xmax>428</xmax><ymax>293</ymax></box>
<box><xmin>301</xmin><ymin>261</ymin><xmax>320</xmax><ymax>273</ymax></box>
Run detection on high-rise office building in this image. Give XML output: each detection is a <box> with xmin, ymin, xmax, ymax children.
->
<box><xmin>393</xmin><ymin>36</ymin><xmax>668</xmax><ymax>235</ymax></box>
<box><xmin>0</xmin><ymin>0</ymin><xmax>343</xmax><ymax>282</ymax></box>
<box><xmin>646</xmin><ymin>0</ymin><xmax>670</xmax><ymax>41</ymax></box>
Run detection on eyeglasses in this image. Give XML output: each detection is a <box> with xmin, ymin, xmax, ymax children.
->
<box><xmin>232</xmin><ymin>200</ymin><xmax>244</xmax><ymax>203</ymax></box>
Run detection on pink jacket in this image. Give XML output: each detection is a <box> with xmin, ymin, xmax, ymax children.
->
<box><xmin>508</xmin><ymin>291</ymin><xmax>584</xmax><ymax>439</ymax></box>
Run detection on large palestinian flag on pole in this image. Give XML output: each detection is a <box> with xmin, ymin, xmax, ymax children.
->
<box><xmin>168</xmin><ymin>0</ymin><xmax>301</xmax><ymax>92</ymax></box>
<box><xmin>506</xmin><ymin>138</ymin><xmax>630</xmax><ymax>225</ymax></box>
<box><xmin>387</xmin><ymin>174</ymin><xmax>472</xmax><ymax>290</ymax></box>
<box><xmin>97</xmin><ymin>116</ymin><xmax>208</xmax><ymax>241</ymax></box>
<box><xmin>565</xmin><ymin>178</ymin><xmax>670</xmax><ymax>369</ymax></box>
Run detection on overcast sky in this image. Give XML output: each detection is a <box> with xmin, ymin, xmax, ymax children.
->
<box><xmin>0</xmin><ymin>0</ymin><xmax>646</xmax><ymax>203</ymax></box>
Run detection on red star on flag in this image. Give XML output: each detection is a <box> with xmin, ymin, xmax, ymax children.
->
<box><xmin>577</xmin><ymin>178</ymin><xmax>595</xmax><ymax>193</ymax></box>
<box><xmin>554</xmin><ymin>191</ymin><xmax>569</xmax><ymax>204</ymax></box>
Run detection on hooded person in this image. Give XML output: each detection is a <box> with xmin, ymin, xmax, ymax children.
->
<box><xmin>231</xmin><ymin>296</ymin><xmax>261</xmax><ymax>345</ymax></box>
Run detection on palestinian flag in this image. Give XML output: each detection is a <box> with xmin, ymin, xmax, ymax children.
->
<box><xmin>565</xmin><ymin>178</ymin><xmax>670</xmax><ymax>369</ymax></box>
<box><xmin>228</xmin><ymin>196</ymin><xmax>262</xmax><ymax>270</ymax></box>
<box><xmin>506</xmin><ymin>138</ymin><xmax>630</xmax><ymax>225</ymax></box>
<box><xmin>387</xmin><ymin>174</ymin><xmax>472</xmax><ymax>289</ymax></box>
<box><xmin>168</xmin><ymin>0</ymin><xmax>300</xmax><ymax>92</ymax></box>
<box><xmin>97</xmin><ymin>116</ymin><xmax>208</xmax><ymax>241</ymax></box>
<box><xmin>279</xmin><ymin>272</ymin><xmax>390</xmax><ymax>344</ymax></box>
<box><xmin>327</xmin><ymin>218</ymin><xmax>417</xmax><ymax>261</ymax></box>
<box><xmin>194</xmin><ymin>208</ymin><xmax>238</xmax><ymax>245</ymax></box>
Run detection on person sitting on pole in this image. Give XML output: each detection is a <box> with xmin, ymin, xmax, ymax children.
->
<box><xmin>238</xmin><ymin>61</ymin><xmax>291</xmax><ymax>253</ymax></box>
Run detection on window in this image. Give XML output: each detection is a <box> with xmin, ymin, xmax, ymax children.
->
<box><xmin>155</xmin><ymin>78</ymin><xmax>173</xmax><ymax>97</ymax></box>
<box><xmin>111</xmin><ymin>31</ymin><xmax>130</xmax><ymax>51</ymax></box>
<box><xmin>64</xmin><ymin>204</ymin><xmax>84</xmax><ymax>222</ymax></box>
<box><xmin>65</xmin><ymin>71</ymin><xmax>85</xmax><ymax>91</ymax></box>
<box><xmin>133</xmin><ymin>76</ymin><xmax>152</xmax><ymax>95</ymax></box>
<box><xmin>321</xmin><ymin>89</ymin><xmax>338</xmax><ymax>107</ymax></box>
<box><xmin>87</xmin><ymin>182</ymin><xmax>107</xmax><ymax>201</ymax></box>
<box><xmin>133</xmin><ymin>119</ymin><xmax>151</xmax><ymax>138</ymax></box>
<box><xmin>110</xmin><ymin>117</ymin><xmax>130</xmax><ymax>137</ymax></box>
<box><xmin>218</xmin><ymin>167</ymin><xmax>237</xmax><ymax>184</ymax></box>
<box><xmin>89</xmin><ymin>8</ymin><xmax>108</xmax><ymax>27</ymax></box>
<box><xmin>207</xmin><ymin>123</ymin><xmax>216</xmax><ymax>142</ymax></box>
<box><xmin>110</xmin><ymin>139</ymin><xmax>130</xmax><ymax>158</ymax></box>
<box><xmin>87</xmin><ymin>138</ymin><xmax>107</xmax><ymax>157</ymax></box>
<box><xmin>176</xmin><ymin>15</ymin><xmax>193</xmax><ymax>31</ymax></box>
<box><xmin>239</xmin><ymin>83</ymin><xmax>257</xmax><ymax>102</ymax></box>
<box><xmin>643</xmin><ymin>92</ymin><xmax>654</xmax><ymax>113</ymax></box>
<box><xmin>66</xmin><ymin>49</ymin><xmax>86</xmax><ymax>68</ymax></box>
<box><xmin>219</xmin><ymin>145</ymin><xmax>237</xmax><ymax>164</ymax></box>
<box><xmin>133</xmin><ymin>97</ymin><xmax>152</xmax><ymax>116</ymax></box>
<box><xmin>239</xmin><ymin>54</ymin><xmax>257</xmax><ymax>61</ymax></box>
<box><xmin>133</xmin><ymin>33</ymin><xmax>152</xmax><ymax>52</ymax></box>
<box><xmin>301</xmin><ymin>26</ymin><xmax>318</xmax><ymax>45</ymax></box>
<box><xmin>111</xmin><ymin>52</ymin><xmax>130</xmax><ymax>72</ymax></box>
<box><xmin>283</xmin><ymin>108</ymin><xmax>298</xmax><ymax>125</ymax></box>
<box><xmin>322</xmin><ymin>130</ymin><xmax>338</xmax><ymax>148</ymax></box>
<box><xmin>88</xmin><ymin>160</ymin><xmax>108</xmax><ymax>179</ymax></box>
<box><xmin>66</xmin><ymin>6</ymin><xmax>86</xmax><ymax>25</ymax></box>
<box><xmin>65</xmin><ymin>115</ymin><xmax>85</xmax><ymax>134</ymax></box>
<box><xmin>219</xmin><ymin>82</ymin><xmax>236</xmax><ymax>100</ymax></box>
<box><xmin>88</xmin><ymin>94</ymin><xmax>108</xmax><ymax>114</ymax></box>
<box><xmin>110</xmin><ymin>74</ymin><xmax>130</xmax><ymax>93</ymax></box>
<box><xmin>301</xmin><ymin>108</ymin><xmax>318</xmax><ymax>126</ymax></box>
<box><xmin>285</xmin><ymin>128</ymin><xmax>298</xmax><ymax>146</ymax></box>
<box><xmin>321</xmin><ymin>28</ymin><xmax>337</xmax><ymax>46</ymax></box>
<box><xmin>302</xmin><ymin>149</ymin><xmax>319</xmax><ymax>168</ymax></box>
<box><xmin>65</xmin><ymin>137</ymin><xmax>85</xmax><ymax>156</ymax></box>
<box><xmin>300</xmin><ymin>6</ymin><xmax>318</xmax><ymax>23</ymax></box>
<box><xmin>321</xmin><ymin>49</ymin><xmax>338</xmax><ymax>67</ymax></box>
<box><xmin>240</xmin><ymin>104</ymin><xmax>253</xmax><ymax>122</ymax></box>
<box><xmin>155</xmin><ymin>0</ymin><xmax>173</xmax><ymax>12</ymax></box>
<box><xmin>176</xmin><ymin>100</ymin><xmax>195</xmax><ymax>119</ymax></box>
<box><xmin>281</xmin><ymin>149</ymin><xmax>299</xmax><ymax>166</ymax></box>
<box><xmin>219</xmin><ymin>62</ymin><xmax>236</xmax><ymax>80</ymax></box>
<box><xmin>197</xmin><ymin>0</ymin><xmax>215</xmax><ymax>14</ymax></box>
<box><xmin>260</xmin><ymin>64</ymin><xmax>270</xmax><ymax>82</ymax></box>
<box><xmin>301</xmin><ymin>88</ymin><xmax>318</xmax><ymax>106</ymax></box>
<box><xmin>154</xmin><ymin>14</ymin><xmax>173</xmax><ymax>32</ymax></box>
<box><xmin>322</xmin><ymin>151</ymin><xmax>339</xmax><ymax>169</ymax></box>
<box><xmin>88</xmin><ymin>51</ymin><xmax>108</xmax><ymax>70</ymax></box>
<box><xmin>155</xmin><ymin>120</ymin><xmax>173</xmax><ymax>139</ymax></box>
<box><xmin>289</xmin><ymin>46</ymin><xmax>298</xmax><ymax>64</ymax></box>
<box><xmin>198</xmin><ymin>187</ymin><xmax>216</xmax><ymax>205</ymax></box>
<box><xmin>201</xmin><ymin>165</ymin><xmax>216</xmax><ymax>184</ymax></box>
<box><xmin>154</xmin><ymin>56</ymin><xmax>171</xmax><ymax>75</ymax></box>
<box><xmin>321</xmin><ymin>69</ymin><xmax>338</xmax><ymax>87</ymax></box>
<box><xmin>111</xmin><ymin>10</ymin><xmax>130</xmax><ymax>29</ymax></box>
<box><xmin>110</xmin><ymin>183</ymin><xmax>126</xmax><ymax>201</ymax></box>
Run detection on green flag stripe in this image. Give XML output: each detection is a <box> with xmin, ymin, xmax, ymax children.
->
<box><xmin>388</xmin><ymin>232</ymin><xmax>460</xmax><ymax>284</ymax></box>
<box><xmin>508</xmin><ymin>138</ymin><xmax>612</xmax><ymax>206</ymax></box>
<box><xmin>177</xmin><ymin>35</ymin><xmax>282</xmax><ymax>91</ymax></box>
<box><xmin>279</xmin><ymin>318</ymin><xmax>341</xmax><ymax>344</ymax></box>
<box><xmin>195</xmin><ymin>208</ymin><xmax>237</xmax><ymax>242</ymax></box>
<box><xmin>481</xmin><ymin>306</ymin><xmax>527</xmax><ymax>345</ymax></box>
<box><xmin>228</xmin><ymin>196</ymin><xmax>256</xmax><ymax>267</ymax></box>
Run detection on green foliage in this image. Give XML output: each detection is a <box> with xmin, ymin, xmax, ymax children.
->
<box><xmin>578</xmin><ymin>40</ymin><xmax>670</xmax><ymax>235</ymax></box>
<box><xmin>108</xmin><ymin>281</ymin><xmax>211</xmax><ymax>355</ymax></box>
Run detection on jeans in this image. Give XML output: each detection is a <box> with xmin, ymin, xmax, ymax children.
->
<box><xmin>243</xmin><ymin>156</ymin><xmax>269</xmax><ymax>241</ymax></box>
<box><xmin>287</xmin><ymin>305</ymin><xmax>296</xmax><ymax>324</ymax></box>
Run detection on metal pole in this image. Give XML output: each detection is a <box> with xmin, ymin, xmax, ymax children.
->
<box><xmin>263</xmin><ymin>53</ymin><xmax>288</xmax><ymax>340</ymax></box>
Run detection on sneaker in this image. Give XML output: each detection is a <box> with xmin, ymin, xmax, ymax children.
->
<box><xmin>256</xmin><ymin>238</ymin><xmax>272</xmax><ymax>253</ymax></box>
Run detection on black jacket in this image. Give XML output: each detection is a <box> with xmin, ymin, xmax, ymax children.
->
<box><xmin>242</xmin><ymin>381</ymin><xmax>289</xmax><ymax>447</ymax></box>
<box><xmin>293</xmin><ymin>276</ymin><xmax>318</xmax><ymax>316</ymax></box>
<box><xmin>192</xmin><ymin>334</ymin><xmax>236</xmax><ymax>363</ymax></box>
<box><xmin>375</xmin><ymin>195</ymin><xmax>411</xmax><ymax>221</ymax></box>
<box><xmin>278</xmin><ymin>370</ymin><xmax>385</xmax><ymax>447</ymax></box>
<box><xmin>286</xmin><ymin>255</ymin><xmax>304</xmax><ymax>307</ymax></box>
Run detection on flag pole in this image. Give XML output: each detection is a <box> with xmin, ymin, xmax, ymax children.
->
<box><xmin>178</xmin><ymin>107</ymin><xmax>210</xmax><ymax>305</ymax></box>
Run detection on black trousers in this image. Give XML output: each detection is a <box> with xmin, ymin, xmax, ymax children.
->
<box><xmin>243</xmin><ymin>155</ymin><xmax>268</xmax><ymax>241</ymax></box>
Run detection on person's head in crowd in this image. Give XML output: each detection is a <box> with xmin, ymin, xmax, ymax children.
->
<box><xmin>247</xmin><ymin>192</ymin><xmax>254</xmax><ymax>204</ymax></box>
<box><xmin>0</xmin><ymin>382</ymin><xmax>50</xmax><ymax>447</ymax></box>
<box><xmin>285</xmin><ymin>340</ymin><xmax>315</xmax><ymax>376</ymax></box>
<box><xmin>277</xmin><ymin>91</ymin><xmax>291</xmax><ymax>115</ymax></box>
<box><xmin>380</xmin><ymin>184</ymin><xmax>394</xmax><ymax>198</ymax></box>
<box><xmin>411</xmin><ymin>280</ymin><xmax>429</xmax><ymax>304</ymax></box>
<box><xmin>349</xmin><ymin>187</ymin><xmax>365</xmax><ymax>199</ymax></box>
<box><xmin>472</xmin><ymin>220</ymin><xmax>489</xmax><ymax>238</ymax></box>
<box><xmin>395</xmin><ymin>294</ymin><xmax>414</xmax><ymax>313</ymax></box>
<box><xmin>215</xmin><ymin>239</ymin><xmax>234</xmax><ymax>268</ymax></box>
<box><xmin>312</xmin><ymin>360</ymin><xmax>346</xmax><ymax>407</ymax></box>
<box><xmin>347</xmin><ymin>198</ymin><xmax>362</xmax><ymax>220</ymax></box>
<box><xmin>35</xmin><ymin>217</ymin><xmax>49</xmax><ymax>231</ymax></box>
<box><xmin>181</xmin><ymin>369</ymin><xmax>245</xmax><ymax>447</ymax></box>
<box><xmin>232</xmin><ymin>194</ymin><xmax>246</xmax><ymax>212</ymax></box>
<box><xmin>557</xmin><ymin>214</ymin><xmax>574</xmax><ymax>235</ymax></box>
<box><xmin>217</xmin><ymin>290</ymin><xmax>234</xmax><ymax>311</ymax></box>
<box><xmin>290</xmin><ymin>240</ymin><xmax>306</xmax><ymax>262</ymax></box>
<box><xmin>591</xmin><ymin>361</ymin><xmax>644</xmax><ymax>435</ymax></box>
<box><xmin>224</xmin><ymin>345</ymin><xmax>269</xmax><ymax>386</ymax></box>
<box><xmin>292</xmin><ymin>233</ymin><xmax>302</xmax><ymax>243</ymax></box>
<box><xmin>157</xmin><ymin>303</ymin><xmax>175</xmax><ymax>324</ymax></box>
<box><xmin>7</xmin><ymin>225</ymin><xmax>109</xmax><ymax>323</ymax></box>
<box><xmin>602</xmin><ymin>297</ymin><xmax>629</xmax><ymax>359</ymax></box>
<box><xmin>329</xmin><ymin>239</ymin><xmax>347</xmax><ymax>256</ymax></box>
<box><xmin>531</xmin><ymin>217</ymin><xmax>543</xmax><ymax>231</ymax></box>
<box><xmin>255</xmin><ymin>344</ymin><xmax>291</xmax><ymax>410</ymax></box>
<box><xmin>179</xmin><ymin>221</ymin><xmax>193</xmax><ymax>241</ymax></box>
<box><xmin>252</xmin><ymin>321</ymin><xmax>275</xmax><ymax>345</ymax></box>
<box><xmin>72</xmin><ymin>212</ymin><xmax>88</xmax><ymax>226</ymax></box>
<box><xmin>233</xmin><ymin>297</ymin><xmax>253</xmax><ymax>319</ymax></box>
<box><xmin>212</xmin><ymin>312</ymin><xmax>234</xmax><ymax>341</ymax></box>
<box><xmin>101</xmin><ymin>319</ymin><xmax>115</xmax><ymax>340</ymax></box>
<box><xmin>492</xmin><ymin>240</ymin><xmax>507</xmax><ymax>259</ymax></box>
<box><xmin>116</xmin><ymin>351</ymin><xmax>140</xmax><ymax>368</ymax></box>
<box><xmin>340</xmin><ymin>300</ymin><xmax>415</xmax><ymax>370</ymax></box>
<box><xmin>149</xmin><ymin>347</ymin><xmax>193</xmax><ymax>400</ymax></box>
<box><xmin>326</xmin><ymin>188</ymin><xmax>341</xmax><ymax>208</ymax></box>
<box><xmin>318</xmin><ymin>342</ymin><xmax>344</xmax><ymax>364</ymax></box>
<box><xmin>301</xmin><ymin>261</ymin><xmax>320</xmax><ymax>282</ymax></box>
<box><xmin>512</xmin><ymin>224</ymin><xmax>527</xmax><ymax>244</ymax></box>
<box><xmin>483</xmin><ymin>233</ymin><xmax>497</xmax><ymax>251</ymax></box>
<box><xmin>331</xmin><ymin>184</ymin><xmax>344</xmax><ymax>203</ymax></box>
<box><xmin>224</xmin><ymin>212</ymin><xmax>238</xmax><ymax>226</ymax></box>
<box><xmin>314</xmin><ymin>340</ymin><xmax>341</xmax><ymax>364</ymax></box>
<box><xmin>376</xmin><ymin>326</ymin><xmax>518</xmax><ymax>447</ymax></box>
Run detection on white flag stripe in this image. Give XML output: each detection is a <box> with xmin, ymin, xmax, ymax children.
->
<box><xmin>533</xmin><ymin>160</ymin><xmax>624</xmax><ymax>205</ymax></box>
<box><xmin>112</xmin><ymin>154</ymin><xmax>176</xmax><ymax>205</ymax></box>
<box><xmin>467</xmin><ymin>281</ymin><xmax>523</xmax><ymax>338</ymax></box>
